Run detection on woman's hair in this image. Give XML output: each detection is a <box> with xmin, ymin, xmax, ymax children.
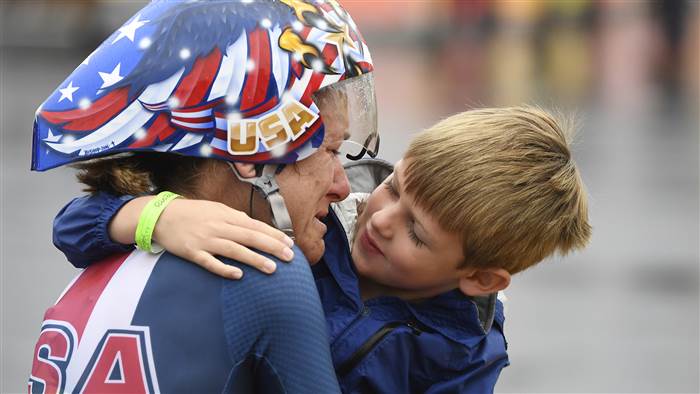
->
<box><xmin>403</xmin><ymin>106</ymin><xmax>591</xmax><ymax>274</ymax></box>
<box><xmin>73</xmin><ymin>152</ymin><xmax>214</xmax><ymax>197</ymax></box>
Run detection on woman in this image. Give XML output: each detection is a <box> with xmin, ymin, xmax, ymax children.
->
<box><xmin>29</xmin><ymin>1</ymin><xmax>378</xmax><ymax>392</ymax></box>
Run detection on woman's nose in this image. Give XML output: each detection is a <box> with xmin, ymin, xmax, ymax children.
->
<box><xmin>327</xmin><ymin>157</ymin><xmax>350</xmax><ymax>202</ymax></box>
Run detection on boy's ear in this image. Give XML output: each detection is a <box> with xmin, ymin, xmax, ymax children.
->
<box><xmin>458</xmin><ymin>268</ymin><xmax>511</xmax><ymax>297</ymax></box>
<box><xmin>233</xmin><ymin>162</ymin><xmax>256</xmax><ymax>178</ymax></box>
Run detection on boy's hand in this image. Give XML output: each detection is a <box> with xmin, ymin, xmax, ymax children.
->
<box><xmin>109</xmin><ymin>197</ymin><xmax>295</xmax><ymax>279</ymax></box>
<box><xmin>155</xmin><ymin>199</ymin><xmax>295</xmax><ymax>279</ymax></box>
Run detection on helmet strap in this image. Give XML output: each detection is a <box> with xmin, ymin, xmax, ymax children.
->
<box><xmin>227</xmin><ymin>162</ymin><xmax>295</xmax><ymax>239</ymax></box>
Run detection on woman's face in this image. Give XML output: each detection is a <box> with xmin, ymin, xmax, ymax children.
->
<box><xmin>351</xmin><ymin>160</ymin><xmax>466</xmax><ymax>299</ymax></box>
<box><xmin>276</xmin><ymin>105</ymin><xmax>351</xmax><ymax>264</ymax></box>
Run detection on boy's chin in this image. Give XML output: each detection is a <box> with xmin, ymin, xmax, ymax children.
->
<box><xmin>351</xmin><ymin>249</ymin><xmax>377</xmax><ymax>276</ymax></box>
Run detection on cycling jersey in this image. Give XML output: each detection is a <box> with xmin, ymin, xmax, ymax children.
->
<box><xmin>29</xmin><ymin>248</ymin><xmax>340</xmax><ymax>393</ymax></box>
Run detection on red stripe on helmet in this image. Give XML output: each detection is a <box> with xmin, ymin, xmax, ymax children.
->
<box><xmin>300</xmin><ymin>45</ymin><xmax>339</xmax><ymax>105</ymax></box>
<box><xmin>356</xmin><ymin>61</ymin><xmax>374</xmax><ymax>73</ymax></box>
<box><xmin>240</xmin><ymin>29</ymin><xmax>272</xmax><ymax>112</ymax></box>
<box><xmin>211</xmin><ymin>146</ymin><xmax>228</xmax><ymax>157</ymax></box>
<box><xmin>214</xmin><ymin>129</ymin><xmax>227</xmax><ymax>140</ymax></box>
<box><xmin>300</xmin><ymin>26</ymin><xmax>312</xmax><ymax>40</ymax></box>
<box><xmin>41</xmin><ymin>88</ymin><xmax>129</xmax><ymax>132</ymax></box>
<box><xmin>130</xmin><ymin>113</ymin><xmax>174</xmax><ymax>148</ymax></box>
<box><xmin>242</xmin><ymin>95</ymin><xmax>279</xmax><ymax>118</ymax></box>
<box><xmin>173</xmin><ymin>47</ymin><xmax>223</xmax><ymax>107</ymax></box>
<box><xmin>323</xmin><ymin>43</ymin><xmax>338</xmax><ymax>68</ymax></box>
<box><xmin>290</xmin><ymin>58</ymin><xmax>304</xmax><ymax>79</ymax></box>
<box><xmin>172</xmin><ymin>116</ymin><xmax>212</xmax><ymax>124</ymax></box>
<box><xmin>171</xmin><ymin>121</ymin><xmax>214</xmax><ymax>132</ymax></box>
<box><xmin>172</xmin><ymin>100</ymin><xmax>220</xmax><ymax>113</ymax></box>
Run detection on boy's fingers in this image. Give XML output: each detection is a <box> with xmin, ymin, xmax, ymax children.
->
<box><xmin>208</xmin><ymin>238</ymin><xmax>278</xmax><ymax>274</ymax></box>
<box><xmin>192</xmin><ymin>251</ymin><xmax>243</xmax><ymax>280</ymax></box>
<box><xmin>227</xmin><ymin>212</ymin><xmax>294</xmax><ymax>248</ymax></box>
<box><xmin>218</xmin><ymin>224</ymin><xmax>294</xmax><ymax>262</ymax></box>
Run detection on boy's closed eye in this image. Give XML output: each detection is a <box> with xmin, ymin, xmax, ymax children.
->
<box><xmin>384</xmin><ymin>178</ymin><xmax>399</xmax><ymax>197</ymax></box>
<box><xmin>382</xmin><ymin>177</ymin><xmax>426</xmax><ymax>248</ymax></box>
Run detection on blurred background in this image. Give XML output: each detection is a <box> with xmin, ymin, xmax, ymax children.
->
<box><xmin>1</xmin><ymin>0</ymin><xmax>698</xmax><ymax>392</ymax></box>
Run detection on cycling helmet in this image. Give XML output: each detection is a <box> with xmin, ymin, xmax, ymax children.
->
<box><xmin>31</xmin><ymin>0</ymin><xmax>379</xmax><ymax>235</ymax></box>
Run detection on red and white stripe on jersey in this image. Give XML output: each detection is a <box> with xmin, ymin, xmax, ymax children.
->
<box><xmin>30</xmin><ymin>251</ymin><xmax>162</xmax><ymax>393</ymax></box>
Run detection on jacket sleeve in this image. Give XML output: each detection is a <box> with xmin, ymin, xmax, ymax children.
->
<box><xmin>425</xmin><ymin>333</ymin><xmax>509</xmax><ymax>393</ymax></box>
<box><xmin>53</xmin><ymin>192</ymin><xmax>136</xmax><ymax>268</ymax></box>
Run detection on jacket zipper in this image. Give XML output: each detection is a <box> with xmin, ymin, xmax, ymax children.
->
<box><xmin>331</xmin><ymin>304</ymin><xmax>371</xmax><ymax>354</ymax></box>
<box><xmin>336</xmin><ymin>319</ymin><xmax>423</xmax><ymax>377</ymax></box>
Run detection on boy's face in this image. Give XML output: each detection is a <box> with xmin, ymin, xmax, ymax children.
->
<box><xmin>352</xmin><ymin>159</ymin><xmax>467</xmax><ymax>299</ymax></box>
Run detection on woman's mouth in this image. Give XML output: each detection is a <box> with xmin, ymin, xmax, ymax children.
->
<box><xmin>313</xmin><ymin>216</ymin><xmax>327</xmax><ymax>234</ymax></box>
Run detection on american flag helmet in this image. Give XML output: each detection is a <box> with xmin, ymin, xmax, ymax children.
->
<box><xmin>31</xmin><ymin>0</ymin><xmax>378</xmax><ymax>171</ymax></box>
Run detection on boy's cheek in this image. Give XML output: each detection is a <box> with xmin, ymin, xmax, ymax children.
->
<box><xmin>367</xmin><ymin>188</ymin><xmax>391</xmax><ymax>210</ymax></box>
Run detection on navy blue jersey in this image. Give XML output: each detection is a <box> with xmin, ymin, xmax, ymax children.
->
<box><xmin>29</xmin><ymin>249</ymin><xmax>340</xmax><ymax>393</ymax></box>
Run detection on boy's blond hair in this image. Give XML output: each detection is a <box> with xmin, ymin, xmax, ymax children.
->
<box><xmin>404</xmin><ymin>106</ymin><xmax>591</xmax><ymax>274</ymax></box>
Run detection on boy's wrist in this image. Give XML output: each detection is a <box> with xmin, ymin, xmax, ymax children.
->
<box><xmin>135</xmin><ymin>192</ymin><xmax>181</xmax><ymax>252</ymax></box>
<box><xmin>108</xmin><ymin>195</ymin><xmax>155</xmax><ymax>245</ymax></box>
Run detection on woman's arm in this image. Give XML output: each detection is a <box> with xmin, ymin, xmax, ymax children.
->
<box><xmin>54</xmin><ymin>193</ymin><xmax>295</xmax><ymax>278</ymax></box>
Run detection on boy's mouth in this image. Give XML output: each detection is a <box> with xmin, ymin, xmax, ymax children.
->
<box><xmin>361</xmin><ymin>226</ymin><xmax>384</xmax><ymax>257</ymax></box>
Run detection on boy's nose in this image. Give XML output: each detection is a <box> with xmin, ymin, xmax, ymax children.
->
<box><xmin>370</xmin><ymin>207</ymin><xmax>394</xmax><ymax>240</ymax></box>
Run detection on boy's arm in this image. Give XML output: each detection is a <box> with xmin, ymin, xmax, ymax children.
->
<box><xmin>53</xmin><ymin>193</ymin><xmax>296</xmax><ymax>278</ymax></box>
<box><xmin>53</xmin><ymin>192</ymin><xmax>136</xmax><ymax>268</ymax></box>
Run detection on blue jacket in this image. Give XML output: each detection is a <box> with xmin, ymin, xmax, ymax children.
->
<box><xmin>315</xmin><ymin>182</ymin><xmax>509</xmax><ymax>393</ymax></box>
<box><xmin>53</xmin><ymin>160</ymin><xmax>509</xmax><ymax>393</ymax></box>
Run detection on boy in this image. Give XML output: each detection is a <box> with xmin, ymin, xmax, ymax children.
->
<box><xmin>52</xmin><ymin>106</ymin><xmax>591</xmax><ymax>392</ymax></box>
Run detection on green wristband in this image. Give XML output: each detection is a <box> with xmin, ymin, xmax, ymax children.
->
<box><xmin>135</xmin><ymin>191</ymin><xmax>181</xmax><ymax>253</ymax></box>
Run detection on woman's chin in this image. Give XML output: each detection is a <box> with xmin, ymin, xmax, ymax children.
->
<box><xmin>298</xmin><ymin>239</ymin><xmax>324</xmax><ymax>265</ymax></box>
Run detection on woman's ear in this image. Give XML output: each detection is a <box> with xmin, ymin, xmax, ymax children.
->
<box><xmin>233</xmin><ymin>162</ymin><xmax>256</xmax><ymax>178</ymax></box>
<box><xmin>458</xmin><ymin>268</ymin><xmax>511</xmax><ymax>296</ymax></box>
